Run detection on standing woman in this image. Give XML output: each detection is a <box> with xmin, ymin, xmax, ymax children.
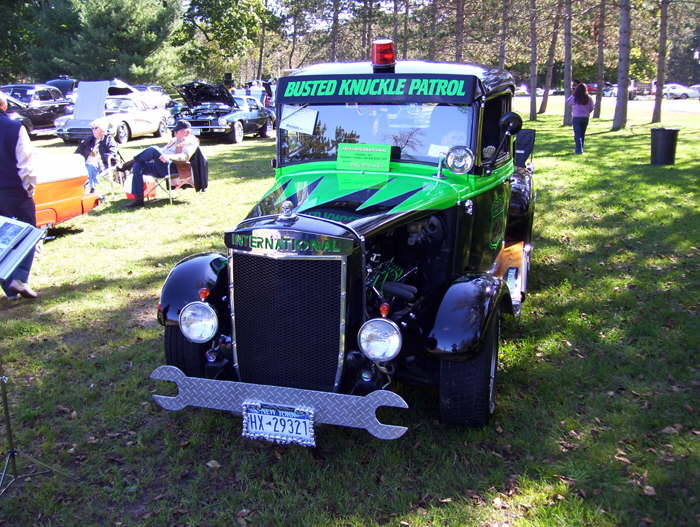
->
<box><xmin>566</xmin><ymin>84</ymin><xmax>594</xmax><ymax>154</ymax></box>
<box><xmin>75</xmin><ymin>118</ymin><xmax>117</xmax><ymax>193</ymax></box>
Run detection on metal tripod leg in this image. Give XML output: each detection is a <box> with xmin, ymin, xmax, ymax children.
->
<box><xmin>0</xmin><ymin>374</ymin><xmax>77</xmax><ymax>497</ymax></box>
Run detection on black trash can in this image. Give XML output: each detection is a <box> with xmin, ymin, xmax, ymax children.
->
<box><xmin>650</xmin><ymin>128</ymin><xmax>679</xmax><ymax>165</ymax></box>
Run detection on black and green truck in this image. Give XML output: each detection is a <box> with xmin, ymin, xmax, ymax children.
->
<box><xmin>151</xmin><ymin>39</ymin><xmax>536</xmax><ymax>447</ymax></box>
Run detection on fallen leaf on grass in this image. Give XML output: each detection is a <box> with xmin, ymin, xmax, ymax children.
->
<box><xmin>439</xmin><ymin>497</ymin><xmax>453</xmax><ymax>503</ymax></box>
<box><xmin>643</xmin><ymin>486</ymin><xmax>656</xmax><ymax>496</ymax></box>
<box><xmin>493</xmin><ymin>496</ymin><xmax>506</xmax><ymax>509</ymax></box>
<box><xmin>206</xmin><ymin>460</ymin><xmax>221</xmax><ymax>469</ymax></box>
<box><xmin>237</xmin><ymin>509</ymin><xmax>251</xmax><ymax>518</ymax></box>
<box><xmin>660</xmin><ymin>426</ymin><xmax>679</xmax><ymax>435</ymax></box>
<box><xmin>399</xmin><ymin>522</ymin><xmax>410</xmax><ymax>527</ymax></box>
<box><xmin>56</xmin><ymin>405</ymin><xmax>71</xmax><ymax>414</ymax></box>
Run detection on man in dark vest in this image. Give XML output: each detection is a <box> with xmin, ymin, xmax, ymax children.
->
<box><xmin>0</xmin><ymin>91</ymin><xmax>38</xmax><ymax>299</ymax></box>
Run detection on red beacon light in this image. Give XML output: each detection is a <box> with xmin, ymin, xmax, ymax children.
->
<box><xmin>372</xmin><ymin>38</ymin><xmax>396</xmax><ymax>73</ymax></box>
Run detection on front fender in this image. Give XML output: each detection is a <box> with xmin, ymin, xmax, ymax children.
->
<box><xmin>158</xmin><ymin>253</ymin><xmax>228</xmax><ymax>326</ymax></box>
<box><xmin>426</xmin><ymin>274</ymin><xmax>512</xmax><ymax>359</ymax></box>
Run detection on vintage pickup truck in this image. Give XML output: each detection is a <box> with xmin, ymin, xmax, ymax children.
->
<box><xmin>151</xmin><ymin>39</ymin><xmax>536</xmax><ymax>447</ymax></box>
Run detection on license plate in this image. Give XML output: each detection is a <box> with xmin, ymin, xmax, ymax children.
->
<box><xmin>192</xmin><ymin>128</ymin><xmax>201</xmax><ymax>136</ymax></box>
<box><xmin>242</xmin><ymin>402</ymin><xmax>315</xmax><ymax>447</ymax></box>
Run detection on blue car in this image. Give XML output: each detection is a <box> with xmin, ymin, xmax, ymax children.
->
<box><xmin>171</xmin><ymin>81</ymin><xmax>275</xmax><ymax>143</ymax></box>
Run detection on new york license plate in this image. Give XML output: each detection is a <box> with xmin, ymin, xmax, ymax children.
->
<box><xmin>242</xmin><ymin>402</ymin><xmax>315</xmax><ymax>447</ymax></box>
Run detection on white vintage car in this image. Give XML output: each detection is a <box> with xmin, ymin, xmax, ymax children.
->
<box><xmin>55</xmin><ymin>96</ymin><xmax>170</xmax><ymax>144</ymax></box>
<box><xmin>54</xmin><ymin>80</ymin><xmax>170</xmax><ymax>144</ymax></box>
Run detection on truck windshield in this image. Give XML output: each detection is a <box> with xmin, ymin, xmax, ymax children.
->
<box><xmin>279</xmin><ymin>103</ymin><xmax>473</xmax><ymax>166</ymax></box>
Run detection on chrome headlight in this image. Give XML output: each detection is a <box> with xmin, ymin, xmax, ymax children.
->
<box><xmin>358</xmin><ymin>318</ymin><xmax>402</xmax><ymax>362</ymax></box>
<box><xmin>445</xmin><ymin>146</ymin><xmax>475</xmax><ymax>174</ymax></box>
<box><xmin>179</xmin><ymin>301</ymin><xmax>218</xmax><ymax>343</ymax></box>
<box><xmin>218</xmin><ymin>116</ymin><xmax>229</xmax><ymax>126</ymax></box>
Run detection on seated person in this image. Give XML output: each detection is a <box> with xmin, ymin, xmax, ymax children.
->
<box><xmin>75</xmin><ymin>118</ymin><xmax>117</xmax><ymax>193</ymax></box>
<box><xmin>121</xmin><ymin>120</ymin><xmax>199</xmax><ymax>208</ymax></box>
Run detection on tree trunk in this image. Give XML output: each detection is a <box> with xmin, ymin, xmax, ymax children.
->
<box><xmin>498</xmin><ymin>0</ymin><xmax>511</xmax><ymax>69</ymax></box>
<box><xmin>538</xmin><ymin>0</ymin><xmax>562</xmax><ymax>114</ymax></box>
<box><xmin>593</xmin><ymin>0</ymin><xmax>606</xmax><ymax>118</ymax></box>
<box><xmin>612</xmin><ymin>0</ymin><xmax>631</xmax><ymax>131</ymax></box>
<box><xmin>392</xmin><ymin>0</ymin><xmax>399</xmax><ymax>48</ymax></box>
<box><xmin>289</xmin><ymin>14</ymin><xmax>297</xmax><ymax>69</ymax></box>
<box><xmin>402</xmin><ymin>0</ymin><xmax>410</xmax><ymax>59</ymax></box>
<box><xmin>652</xmin><ymin>0</ymin><xmax>669</xmax><ymax>123</ymax></box>
<box><xmin>428</xmin><ymin>0</ymin><xmax>439</xmax><ymax>60</ymax></box>
<box><xmin>563</xmin><ymin>0</ymin><xmax>573</xmax><ymax>126</ymax></box>
<box><xmin>331</xmin><ymin>0</ymin><xmax>340</xmax><ymax>62</ymax></box>
<box><xmin>455</xmin><ymin>0</ymin><xmax>464</xmax><ymax>62</ymax></box>
<box><xmin>529</xmin><ymin>0</ymin><xmax>538</xmax><ymax>120</ymax></box>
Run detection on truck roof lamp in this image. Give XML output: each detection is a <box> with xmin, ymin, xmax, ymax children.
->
<box><xmin>372</xmin><ymin>39</ymin><xmax>396</xmax><ymax>73</ymax></box>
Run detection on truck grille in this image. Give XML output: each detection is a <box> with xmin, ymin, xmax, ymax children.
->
<box><xmin>231</xmin><ymin>252</ymin><xmax>345</xmax><ymax>392</ymax></box>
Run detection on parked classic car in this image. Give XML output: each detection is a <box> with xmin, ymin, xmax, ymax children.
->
<box><xmin>151</xmin><ymin>39</ymin><xmax>536</xmax><ymax>447</ymax></box>
<box><xmin>45</xmin><ymin>76</ymin><xmax>80</xmax><ymax>102</ymax></box>
<box><xmin>171</xmin><ymin>81</ymin><xmax>275</xmax><ymax>142</ymax></box>
<box><xmin>55</xmin><ymin>95</ymin><xmax>170</xmax><ymax>143</ymax></box>
<box><xmin>33</xmin><ymin>153</ymin><xmax>99</xmax><ymax>227</ymax></box>
<box><xmin>4</xmin><ymin>95</ymin><xmax>35</xmax><ymax>134</ymax></box>
<box><xmin>0</xmin><ymin>84</ymin><xmax>72</xmax><ymax>137</ymax></box>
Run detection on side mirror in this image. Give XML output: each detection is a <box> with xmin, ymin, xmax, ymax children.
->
<box><xmin>499</xmin><ymin>112</ymin><xmax>522</xmax><ymax>135</ymax></box>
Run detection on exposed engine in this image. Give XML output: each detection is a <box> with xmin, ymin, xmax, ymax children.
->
<box><xmin>365</xmin><ymin>214</ymin><xmax>447</xmax><ymax>317</ymax></box>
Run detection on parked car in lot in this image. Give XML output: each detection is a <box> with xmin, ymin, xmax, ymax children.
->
<box><xmin>602</xmin><ymin>84</ymin><xmax>637</xmax><ymax>99</ymax></box>
<box><xmin>662</xmin><ymin>83</ymin><xmax>700</xmax><ymax>99</ymax></box>
<box><xmin>3</xmin><ymin>94</ymin><xmax>45</xmax><ymax>136</ymax></box>
<box><xmin>45</xmin><ymin>76</ymin><xmax>80</xmax><ymax>102</ymax></box>
<box><xmin>33</xmin><ymin>152</ymin><xmax>99</xmax><ymax>228</ymax></box>
<box><xmin>55</xmin><ymin>95</ymin><xmax>170</xmax><ymax>143</ymax></box>
<box><xmin>152</xmin><ymin>39</ymin><xmax>536</xmax><ymax>446</ymax></box>
<box><xmin>133</xmin><ymin>84</ymin><xmax>172</xmax><ymax>108</ymax></box>
<box><xmin>0</xmin><ymin>84</ymin><xmax>72</xmax><ymax>137</ymax></box>
<box><xmin>171</xmin><ymin>80</ymin><xmax>274</xmax><ymax>142</ymax></box>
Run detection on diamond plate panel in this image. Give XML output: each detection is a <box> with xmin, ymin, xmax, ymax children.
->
<box><xmin>150</xmin><ymin>365</ymin><xmax>408</xmax><ymax>440</ymax></box>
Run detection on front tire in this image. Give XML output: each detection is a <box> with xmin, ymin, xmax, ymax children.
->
<box><xmin>227</xmin><ymin>121</ymin><xmax>244</xmax><ymax>144</ymax></box>
<box><xmin>680</xmin><ymin>93</ymin><xmax>688</xmax><ymax>99</ymax></box>
<box><xmin>439</xmin><ymin>308</ymin><xmax>500</xmax><ymax>426</ymax></box>
<box><xmin>164</xmin><ymin>325</ymin><xmax>207</xmax><ymax>377</ymax></box>
<box><xmin>155</xmin><ymin>120</ymin><xmax>167</xmax><ymax>137</ymax></box>
<box><xmin>258</xmin><ymin>118</ymin><xmax>273</xmax><ymax>138</ymax></box>
<box><xmin>115</xmin><ymin>122</ymin><xmax>130</xmax><ymax>144</ymax></box>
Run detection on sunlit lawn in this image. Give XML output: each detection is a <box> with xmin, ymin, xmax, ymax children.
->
<box><xmin>0</xmin><ymin>96</ymin><xmax>697</xmax><ymax>526</ymax></box>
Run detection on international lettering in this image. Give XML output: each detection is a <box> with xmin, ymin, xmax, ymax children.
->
<box><xmin>232</xmin><ymin>233</ymin><xmax>341</xmax><ymax>253</ymax></box>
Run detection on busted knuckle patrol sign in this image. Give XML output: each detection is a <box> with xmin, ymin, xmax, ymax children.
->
<box><xmin>277</xmin><ymin>74</ymin><xmax>480</xmax><ymax>104</ymax></box>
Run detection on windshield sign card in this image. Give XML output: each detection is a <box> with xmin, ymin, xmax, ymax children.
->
<box><xmin>336</xmin><ymin>143</ymin><xmax>391</xmax><ymax>172</ymax></box>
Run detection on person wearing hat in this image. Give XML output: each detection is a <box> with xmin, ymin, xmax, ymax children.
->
<box><xmin>122</xmin><ymin>120</ymin><xmax>199</xmax><ymax>208</ymax></box>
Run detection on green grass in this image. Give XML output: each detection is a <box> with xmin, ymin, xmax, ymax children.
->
<box><xmin>0</xmin><ymin>97</ymin><xmax>698</xmax><ymax>526</ymax></box>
